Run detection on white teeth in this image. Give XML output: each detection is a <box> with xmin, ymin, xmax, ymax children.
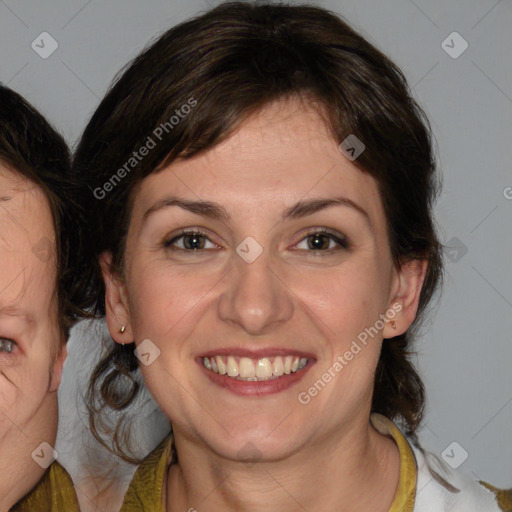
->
<box><xmin>272</xmin><ymin>356</ymin><xmax>285</xmax><ymax>377</ymax></box>
<box><xmin>284</xmin><ymin>356</ymin><xmax>293</xmax><ymax>374</ymax></box>
<box><xmin>216</xmin><ymin>356</ymin><xmax>226</xmax><ymax>375</ymax></box>
<box><xmin>255</xmin><ymin>358</ymin><xmax>272</xmax><ymax>379</ymax></box>
<box><xmin>227</xmin><ymin>356</ymin><xmax>239</xmax><ymax>377</ymax></box>
<box><xmin>203</xmin><ymin>355</ymin><xmax>309</xmax><ymax>380</ymax></box>
<box><xmin>239</xmin><ymin>357</ymin><xmax>255</xmax><ymax>378</ymax></box>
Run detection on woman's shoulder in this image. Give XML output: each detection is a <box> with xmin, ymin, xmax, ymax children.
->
<box><xmin>407</xmin><ymin>436</ymin><xmax>511</xmax><ymax>512</ymax></box>
<box><xmin>119</xmin><ymin>433</ymin><xmax>174</xmax><ymax>512</ymax></box>
<box><xmin>10</xmin><ymin>460</ymin><xmax>79</xmax><ymax>512</ymax></box>
<box><xmin>371</xmin><ymin>413</ymin><xmax>510</xmax><ymax>512</ymax></box>
<box><xmin>120</xmin><ymin>419</ymin><xmax>510</xmax><ymax>512</ymax></box>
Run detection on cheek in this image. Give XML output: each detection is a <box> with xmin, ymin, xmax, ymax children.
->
<box><xmin>294</xmin><ymin>260</ymin><xmax>388</xmax><ymax>391</ymax></box>
<box><xmin>0</xmin><ymin>352</ymin><xmax>53</xmax><ymax>421</ymax></box>
<box><xmin>295</xmin><ymin>260</ymin><xmax>387</xmax><ymax>335</ymax></box>
<box><xmin>127</xmin><ymin>263</ymin><xmax>209</xmax><ymax>340</ymax></box>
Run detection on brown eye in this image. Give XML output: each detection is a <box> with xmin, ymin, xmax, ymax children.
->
<box><xmin>307</xmin><ymin>233</ymin><xmax>331</xmax><ymax>250</ymax></box>
<box><xmin>181</xmin><ymin>233</ymin><xmax>206</xmax><ymax>250</ymax></box>
<box><xmin>164</xmin><ymin>230</ymin><xmax>219</xmax><ymax>251</ymax></box>
<box><xmin>295</xmin><ymin>230</ymin><xmax>350</xmax><ymax>252</ymax></box>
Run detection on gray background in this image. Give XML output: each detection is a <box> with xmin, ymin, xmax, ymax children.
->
<box><xmin>1</xmin><ymin>0</ymin><xmax>511</xmax><ymax>500</ymax></box>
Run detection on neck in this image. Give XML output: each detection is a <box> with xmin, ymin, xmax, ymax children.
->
<box><xmin>166</xmin><ymin>415</ymin><xmax>400</xmax><ymax>512</ymax></box>
<box><xmin>0</xmin><ymin>393</ymin><xmax>58</xmax><ymax>512</ymax></box>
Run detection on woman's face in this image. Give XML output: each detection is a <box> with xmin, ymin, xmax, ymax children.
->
<box><xmin>0</xmin><ymin>167</ymin><xmax>64</xmax><ymax>444</ymax></box>
<box><xmin>104</xmin><ymin>97</ymin><xmax>425</xmax><ymax>461</ymax></box>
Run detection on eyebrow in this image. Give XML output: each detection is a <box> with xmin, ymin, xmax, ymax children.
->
<box><xmin>0</xmin><ymin>306</ymin><xmax>33</xmax><ymax>323</ymax></box>
<box><xmin>143</xmin><ymin>195</ymin><xmax>372</xmax><ymax>229</ymax></box>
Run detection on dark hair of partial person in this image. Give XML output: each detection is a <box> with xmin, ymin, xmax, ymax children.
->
<box><xmin>73</xmin><ymin>1</ymin><xmax>445</xmax><ymax>464</ymax></box>
<box><xmin>0</xmin><ymin>84</ymin><xmax>90</xmax><ymax>342</ymax></box>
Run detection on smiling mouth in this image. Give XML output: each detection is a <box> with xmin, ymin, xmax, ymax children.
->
<box><xmin>202</xmin><ymin>355</ymin><xmax>309</xmax><ymax>381</ymax></box>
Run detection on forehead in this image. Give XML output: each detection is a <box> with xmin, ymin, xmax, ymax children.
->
<box><xmin>135</xmin><ymin>98</ymin><xmax>383</xmax><ymax>223</ymax></box>
<box><xmin>0</xmin><ymin>165</ymin><xmax>54</xmax><ymax>232</ymax></box>
<box><xmin>0</xmin><ymin>164</ymin><xmax>56</xmax><ymax>308</ymax></box>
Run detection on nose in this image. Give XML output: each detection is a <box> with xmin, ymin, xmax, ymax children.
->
<box><xmin>217</xmin><ymin>246</ymin><xmax>294</xmax><ymax>336</ymax></box>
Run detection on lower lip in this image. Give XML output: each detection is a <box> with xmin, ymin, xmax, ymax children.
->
<box><xmin>198</xmin><ymin>360</ymin><xmax>314</xmax><ymax>396</ymax></box>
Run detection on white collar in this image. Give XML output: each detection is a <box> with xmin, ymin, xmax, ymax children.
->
<box><xmin>407</xmin><ymin>437</ymin><xmax>502</xmax><ymax>511</ymax></box>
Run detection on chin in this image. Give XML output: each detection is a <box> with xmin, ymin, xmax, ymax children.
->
<box><xmin>195</xmin><ymin>420</ymin><xmax>307</xmax><ymax>464</ymax></box>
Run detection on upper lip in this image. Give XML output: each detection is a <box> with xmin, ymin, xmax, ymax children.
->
<box><xmin>198</xmin><ymin>348</ymin><xmax>316</xmax><ymax>360</ymax></box>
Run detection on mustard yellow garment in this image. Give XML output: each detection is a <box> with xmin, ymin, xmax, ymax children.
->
<box><xmin>480</xmin><ymin>482</ymin><xmax>512</xmax><ymax>512</ymax></box>
<box><xmin>10</xmin><ymin>460</ymin><xmax>79</xmax><ymax>512</ymax></box>
<box><xmin>120</xmin><ymin>433</ymin><xmax>175</xmax><ymax>512</ymax></box>
<box><xmin>120</xmin><ymin>413</ymin><xmax>417</xmax><ymax>512</ymax></box>
<box><xmin>370</xmin><ymin>413</ymin><xmax>417</xmax><ymax>512</ymax></box>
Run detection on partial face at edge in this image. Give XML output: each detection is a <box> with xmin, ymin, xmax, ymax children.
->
<box><xmin>0</xmin><ymin>166</ymin><xmax>65</xmax><ymax>442</ymax></box>
<box><xmin>103</xmin><ymin>97</ymin><xmax>426</xmax><ymax>461</ymax></box>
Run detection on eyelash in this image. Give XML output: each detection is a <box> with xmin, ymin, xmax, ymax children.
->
<box><xmin>163</xmin><ymin>228</ymin><xmax>350</xmax><ymax>254</ymax></box>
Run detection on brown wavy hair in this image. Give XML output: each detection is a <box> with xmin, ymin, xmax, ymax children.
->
<box><xmin>73</xmin><ymin>1</ymin><xmax>444</xmax><ymax>463</ymax></box>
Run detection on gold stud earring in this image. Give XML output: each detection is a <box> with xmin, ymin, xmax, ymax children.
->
<box><xmin>120</xmin><ymin>325</ymin><xmax>126</xmax><ymax>333</ymax></box>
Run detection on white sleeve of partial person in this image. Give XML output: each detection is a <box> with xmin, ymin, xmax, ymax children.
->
<box><xmin>410</xmin><ymin>441</ymin><xmax>502</xmax><ymax>512</ymax></box>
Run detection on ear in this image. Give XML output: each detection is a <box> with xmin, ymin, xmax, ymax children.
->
<box><xmin>100</xmin><ymin>251</ymin><xmax>133</xmax><ymax>344</ymax></box>
<box><xmin>383</xmin><ymin>259</ymin><xmax>428</xmax><ymax>339</ymax></box>
<box><xmin>49</xmin><ymin>342</ymin><xmax>67</xmax><ymax>392</ymax></box>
